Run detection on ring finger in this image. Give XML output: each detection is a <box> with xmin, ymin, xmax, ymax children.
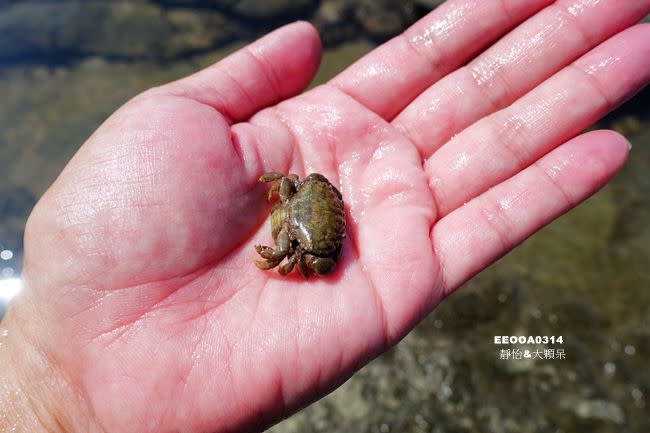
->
<box><xmin>425</xmin><ymin>24</ymin><xmax>650</xmax><ymax>217</ymax></box>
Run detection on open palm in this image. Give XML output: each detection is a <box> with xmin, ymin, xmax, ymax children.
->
<box><xmin>11</xmin><ymin>1</ymin><xmax>650</xmax><ymax>432</ymax></box>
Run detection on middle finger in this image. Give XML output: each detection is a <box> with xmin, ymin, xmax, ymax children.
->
<box><xmin>425</xmin><ymin>24</ymin><xmax>650</xmax><ymax>217</ymax></box>
<box><xmin>393</xmin><ymin>0</ymin><xmax>649</xmax><ymax>157</ymax></box>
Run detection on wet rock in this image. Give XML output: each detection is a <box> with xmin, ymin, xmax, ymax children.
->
<box><xmin>355</xmin><ymin>0</ymin><xmax>405</xmax><ymax>39</ymax></box>
<box><xmin>613</xmin><ymin>331</ymin><xmax>650</xmax><ymax>383</ymax></box>
<box><xmin>611</xmin><ymin>115</ymin><xmax>642</xmax><ymax>136</ymax></box>
<box><xmin>0</xmin><ymin>2</ymin><xmax>237</xmax><ymax>62</ymax></box>
<box><xmin>559</xmin><ymin>397</ymin><xmax>625</xmax><ymax>425</ymax></box>
<box><xmin>164</xmin><ymin>8</ymin><xmax>237</xmax><ymax>57</ymax></box>
<box><xmin>313</xmin><ymin>0</ymin><xmax>360</xmax><ymax>46</ymax></box>
<box><xmin>548</xmin><ymin>299</ymin><xmax>605</xmax><ymax>332</ymax></box>
<box><xmin>412</xmin><ymin>0</ymin><xmax>447</xmax><ymax>10</ymax></box>
<box><xmin>408</xmin><ymin>0</ymin><xmax>447</xmax><ymax>20</ymax></box>
<box><xmin>215</xmin><ymin>0</ymin><xmax>315</xmax><ymax>19</ymax></box>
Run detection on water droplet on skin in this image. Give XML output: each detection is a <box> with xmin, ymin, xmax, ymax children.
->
<box><xmin>585</xmin><ymin>56</ymin><xmax>621</xmax><ymax>76</ymax></box>
<box><xmin>567</xmin><ymin>0</ymin><xmax>603</xmax><ymax>17</ymax></box>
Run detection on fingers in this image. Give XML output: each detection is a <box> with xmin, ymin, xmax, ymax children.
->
<box><xmin>153</xmin><ymin>21</ymin><xmax>321</xmax><ymax>122</ymax></box>
<box><xmin>425</xmin><ymin>24</ymin><xmax>650</xmax><ymax>217</ymax></box>
<box><xmin>433</xmin><ymin>130</ymin><xmax>629</xmax><ymax>294</ymax></box>
<box><xmin>394</xmin><ymin>0</ymin><xmax>650</xmax><ymax>157</ymax></box>
<box><xmin>329</xmin><ymin>0</ymin><xmax>554</xmax><ymax>120</ymax></box>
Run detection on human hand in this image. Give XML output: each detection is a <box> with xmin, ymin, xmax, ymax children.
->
<box><xmin>2</xmin><ymin>1</ymin><xmax>649</xmax><ymax>432</ymax></box>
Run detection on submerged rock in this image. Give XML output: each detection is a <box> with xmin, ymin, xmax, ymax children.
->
<box><xmin>559</xmin><ymin>397</ymin><xmax>625</xmax><ymax>425</ymax></box>
<box><xmin>355</xmin><ymin>0</ymin><xmax>405</xmax><ymax>39</ymax></box>
<box><xmin>0</xmin><ymin>2</ymin><xmax>238</xmax><ymax>62</ymax></box>
<box><xmin>0</xmin><ymin>185</ymin><xmax>35</xmax><ymax>220</ymax></box>
<box><xmin>228</xmin><ymin>0</ymin><xmax>316</xmax><ymax>19</ymax></box>
<box><xmin>313</xmin><ymin>0</ymin><xmax>359</xmax><ymax>46</ymax></box>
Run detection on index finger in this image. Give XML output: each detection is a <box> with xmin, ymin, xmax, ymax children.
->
<box><xmin>329</xmin><ymin>0</ymin><xmax>554</xmax><ymax>120</ymax></box>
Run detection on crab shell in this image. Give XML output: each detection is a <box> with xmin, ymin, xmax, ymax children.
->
<box><xmin>255</xmin><ymin>172</ymin><xmax>346</xmax><ymax>277</ymax></box>
<box><xmin>271</xmin><ymin>177</ymin><xmax>346</xmax><ymax>258</ymax></box>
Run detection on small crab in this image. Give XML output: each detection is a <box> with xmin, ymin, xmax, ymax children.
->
<box><xmin>254</xmin><ymin>172</ymin><xmax>346</xmax><ymax>278</ymax></box>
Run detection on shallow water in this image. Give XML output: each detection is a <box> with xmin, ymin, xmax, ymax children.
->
<box><xmin>1</xmin><ymin>1</ymin><xmax>648</xmax><ymax>432</ymax></box>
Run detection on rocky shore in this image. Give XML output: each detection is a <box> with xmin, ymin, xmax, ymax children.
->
<box><xmin>0</xmin><ymin>0</ymin><xmax>447</xmax><ymax>65</ymax></box>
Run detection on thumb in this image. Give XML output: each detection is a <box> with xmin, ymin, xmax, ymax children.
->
<box><xmin>158</xmin><ymin>21</ymin><xmax>322</xmax><ymax>122</ymax></box>
<box><xmin>23</xmin><ymin>22</ymin><xmax>321</xmax><ymax>294</ymax></box>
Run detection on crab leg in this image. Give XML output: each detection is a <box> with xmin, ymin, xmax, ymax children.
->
<box><xmin>297</xmin><ymin>255</ymin><xmax>309</xmax><ymax>279</ymax></box>
<box><xmin>303</xmin><ymin>253</ymin><xmax>337</xmax><ymax>276</ymax></box>
<box><xmin>254</xmin><ymin>245</ymin><xmax>278</xmax><ymax>259</ymax></box>
<box><xmin>278</xmin><ymin>253</ymin><xmax>298</xmax><ymax>276</ymax></box>
<box><xmin>258</xmin><ymin>172</ymin><xmax>284</xmax><ymax>183</ymax></box>
<box><xmin>253</xmin><ymin>229</ymin><xmax>291</xmax><ymax>271</ymax></box>
<box><xmin>254</xmin><ymin>256</ymin><xmax>284</xmax><ymax>270</ymax></box>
